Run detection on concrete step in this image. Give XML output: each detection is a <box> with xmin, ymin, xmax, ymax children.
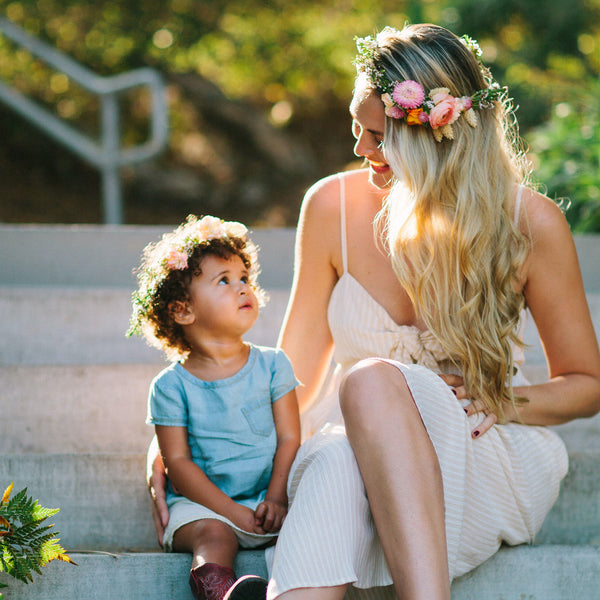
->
<box><xmin>5</xmin><ymin>362</ymin><xmax>598</xmax><ymax>455</ymax></box>
<box><xmin>3</xmin><ymin>286</ymin><xmax>599</xmax><ymax>367</ymax></box>
<box><xmin>0</xmin><ymin>364</ymin><xmax>158</xmax><ymax>454</ymax></box>
<box><xmin>1</xmin><ymin>452</ymin><xmax>598</xmax><ymax>551</ymax></box>
<box><xmin>0</xmin><ymin>544</ymin><xmax>599</xmax><ymax>600</ymax></box>
<box><xmin>1</xmin><ymin>226</ymin><xmax>597</xmax><ymax>293</ymax></box>
<box><xmin>0</xmin><ymin>225</ymin><xmax>296</xmax><ymax>290</ymax></box>
<box><xmin>0</xmin><ymin>287</ymin><xmax>290</xmax><ymax>366</ymax></box>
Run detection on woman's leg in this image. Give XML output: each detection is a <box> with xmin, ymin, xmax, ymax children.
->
<box><xmin>277</xmin><ymin>585</ymin><xmax>347</xmax><ymax>600</ymax></box>
<box><xmin>340</xmin><ymin>359</ymin><xmax>451</xmax><ymax>600</ymax></box>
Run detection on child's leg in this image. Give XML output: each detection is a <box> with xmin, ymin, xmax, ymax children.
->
<box><xmin>173</xmin><ymin>518</ymin><xmax>239</xmax><ymax>568</ymax></box>
<box><xmin>173</xmin><ymin>519</ymin><xmax>239</xmax><ymax>600</ymax></box>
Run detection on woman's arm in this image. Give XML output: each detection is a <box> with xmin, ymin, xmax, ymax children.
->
<box><xmin>512</xmin><ymin>191</ymin><xmax>600</xmax><ymax>424</ymax></box>
<box><xmin>277</xmin><ymin>178</ymin><xmax>341</xmax><ymax>414</ymax></box>
<box><xmin>254</xmin><ymin>389</ymin><xmax>301</xmax><ymax>532</ymax></box>
<box><xmin>155</xmin><ymin>425</ymin><xmax>260</xmax><ymax>533</ymax></box>
<box><xmin>146</xmin><ymin>435</ymin><xmax>169</xmax><ymax>547</ymax></box>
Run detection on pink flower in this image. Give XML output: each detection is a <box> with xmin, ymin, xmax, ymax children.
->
<box><xmin>385</xmin><ymin>105</ymin><xmax>406</xmax><ymax>119</ymax></box>
<box><xmin>165</xmin><ymin>250</ymin><xmax>188</xmax><ymax>270</ymax></box>
<box><xmin>392</xmin><ymin>80</ymin><xmax>425</xmax><ymax>109</ymax></box>
<box><xmin>418</xmin><ymin>111</ymin><xmax>429</xmax><ymax>124</ymax></box>
<box><xmin>429</xmin><ymin>95</ymin><xmax>461</xmax><ymax>129</ymax></box>
<box><xmin>461</xmin><ymin>96</ymin><xmax>473</xmax><ymax>110</ymax></box>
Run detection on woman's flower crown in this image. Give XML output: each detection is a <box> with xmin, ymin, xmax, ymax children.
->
<box><xmin>354</xmin><ymin>29</ymin><xmax>505</xmax><ymax>142</ymax></box>
<box><xmin>127</xmin><ymin>215</ymin><xmax>255</xmax><ymax>338</ymax></box>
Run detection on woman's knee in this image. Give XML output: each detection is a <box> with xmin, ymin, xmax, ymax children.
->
<box><xmin>339</xmin><ymin>358</ymin><xmax>411</xmax><ymax>421</ymax></box>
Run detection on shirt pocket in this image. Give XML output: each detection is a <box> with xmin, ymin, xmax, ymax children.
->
<box><xmin>241</xmin><ymin>396</ymin><xmax>274</xmax><ymax>437</ymax></box>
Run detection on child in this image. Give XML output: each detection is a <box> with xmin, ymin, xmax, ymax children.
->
<box><xmin>128</xmin><ymin>215</ymin><xmax>301</xmax><ymax>600</ymax></box>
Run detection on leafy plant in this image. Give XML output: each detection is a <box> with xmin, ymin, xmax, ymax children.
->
<box><xmin>527</xmin><ymin>83</ymin><xmax>600</xmax><ymax>232</ymax></box>
<box><xmin>0</xmin><ymin>483</ymin><xmax>76</xmax><ymax>597</ymax></box>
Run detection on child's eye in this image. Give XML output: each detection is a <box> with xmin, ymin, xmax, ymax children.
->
<box><xmin>240</xmin><ymin>275</ymin><xmax>249</xmax><ymax>284</ymax></box>
<box><xmin>218</xmin><ymin>277</ymin><xmax>229</xmax><ymax>285</ymax></box>
<box><xmin>376</xmin><ymin>138</ymin><xmax>384</xmax><ymax>149</ymax></box>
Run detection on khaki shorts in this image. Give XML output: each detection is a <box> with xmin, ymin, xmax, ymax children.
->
<box><xmin>163</xmin><ymin>497</ymin><xmax>278</xmax><ymax>552</ymax></box>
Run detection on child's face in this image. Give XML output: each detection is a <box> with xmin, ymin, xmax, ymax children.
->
<box><xmin>185</xmin><ymin>253</ymin><xmax>259</xmax><ymax>339</ymax></box>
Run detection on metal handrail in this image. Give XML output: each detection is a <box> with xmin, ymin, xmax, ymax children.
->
<box><xmin>0</xmin><ymin>18</ymin><xmax>169</xmax><ymax>223</ymax></box>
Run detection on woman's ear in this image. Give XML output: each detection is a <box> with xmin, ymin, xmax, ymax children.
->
<box><xmin>169</xmin><ymin>300</ymin><xmax>194</xmax><ymax>325</ymax></box>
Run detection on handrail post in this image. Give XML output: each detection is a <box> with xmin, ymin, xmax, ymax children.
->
<box><xmin>0</xmin><ymin>18</ymin><xmax>169</xmax><ymax>225</ymax></box>
<box><xmin>101</xmin><ymin>91</ymin><xmax>122</xmax><ymax>224</ymax></box>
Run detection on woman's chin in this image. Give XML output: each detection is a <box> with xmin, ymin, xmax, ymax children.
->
<box><xmin>368</xmin><ymin>164</ymin><xmax>393</xmax><ymax>189</ymax></box>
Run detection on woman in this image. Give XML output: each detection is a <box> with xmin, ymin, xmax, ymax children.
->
<box><xmin>151</xmin><ymin>23</ymin><xmax>600</xmax><ymax>600</ymax></box>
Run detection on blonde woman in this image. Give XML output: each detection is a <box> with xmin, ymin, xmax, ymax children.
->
<box><xmin>151</xmin><ymin>23</ymin><xmax>600</xmax><ymax>600</ymax></box>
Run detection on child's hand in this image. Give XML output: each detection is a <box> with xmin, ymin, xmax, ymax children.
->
<box><xmin>231</xmin><ymin>504</ymin><xmax>265</xmax><ymax>535</ymax></box>
<box><xmin>254</xmin><ymin>499</ymin><xmax>287</xmax><ymax>533</ymax></box>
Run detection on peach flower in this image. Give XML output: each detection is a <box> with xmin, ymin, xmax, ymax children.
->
<box><xmin>165</xmin><ymin>250</ymin><xmax>188</xmax><ymax>270</ymax></box>
<box><xmin>429</xmin><ymin>95</ymin><xmax>461</xmax><ymax>129</ymax></box>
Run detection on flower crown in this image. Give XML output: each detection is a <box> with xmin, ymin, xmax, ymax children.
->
<box><xmin>354</xmin><ymin>29</ymin><xmax>505</xmax><ymax>142</ymax></box>
<box><xmin>127</xmin><ymin>215</ymin><xmax>257</xmax><ymax>338</ymax></box>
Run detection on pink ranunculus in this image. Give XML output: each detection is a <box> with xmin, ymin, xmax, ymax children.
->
<box><xmin>418</xmin><ymin>111</ymin><xmax>429</xmax><ymax>124</ymax></box>
<box><xmin>165</xmin><ymin>250</ymin><xmax>188</xmax><ymax>270</ymax></box>
<box><xmin>461</xmin><ymin>96</ymin><xmax>473</xmax><ymax>110</ymax></box>
<box><xmin>429</xmin><ymin>96</ymin><xmax>461</xmax><ymax>129</ymax></box>
<box><xmin>392</xmin><ymin>80</ymin><xmax>425</xmax><ymax>109</ymax></box>
<box><xmin>385</xmin><ymin>105</ymin><xmax>406</xmax><ymax>119</ymax></box>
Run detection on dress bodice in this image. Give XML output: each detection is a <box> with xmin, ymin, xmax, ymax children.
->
<box><xmin>327</xmin><ymin>272</ymin><xmax>456</xmax><ymax>375</ymax></box>
<box><xmin>325</xmin><ymin>172</ymin><xmax>526</xmax><ymax>380</ymax></box>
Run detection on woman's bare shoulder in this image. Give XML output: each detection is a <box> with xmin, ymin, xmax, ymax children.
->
<box><xmin>520</xmin><ymin>187</ymin><xmax>571</xmax><ymax>242</ymax></box>
<box><xmin>302</xmin><ymin>169</ymin><xmax>370</xmax><ymax>219</ymax></box>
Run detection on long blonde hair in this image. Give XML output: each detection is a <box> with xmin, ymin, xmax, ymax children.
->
<box><xmin>371</xmin><ymin>24</ymin><xmax>531</xmax><ymax>419</ymax></box>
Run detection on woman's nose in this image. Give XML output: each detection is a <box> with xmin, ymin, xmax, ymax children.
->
<box><xmin>353</xmin><ymin>133</ymin><xmax>374</xmax><ymax>159</ymax></box>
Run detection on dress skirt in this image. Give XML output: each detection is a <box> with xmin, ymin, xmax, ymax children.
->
<box><xmin>266</xmin><ymin>362</ymin><xmax>568</xmax><ymax>599</ymax></box>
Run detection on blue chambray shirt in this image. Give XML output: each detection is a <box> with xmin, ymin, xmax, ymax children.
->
<box><xmin>147</xmin><ymin>344</ymin><xmax>299</xmax><ymax>506</ymax></box>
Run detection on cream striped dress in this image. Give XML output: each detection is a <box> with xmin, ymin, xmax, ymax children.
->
<box><xmin>266</xmin><ymin>176</ymin><xmax>568</xmax><ymax>599</ymax></box>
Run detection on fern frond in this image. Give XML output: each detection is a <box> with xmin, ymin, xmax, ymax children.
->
<box><xmin>0</xmin><ymin>485</ymin><xmax>76</xmax><ymax>590</ymax></box>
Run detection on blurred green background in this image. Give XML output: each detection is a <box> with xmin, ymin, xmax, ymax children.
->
<box><xmin>0</xmin><ymin>0</ymin><xmax>599</xmax><ymax>230</ymax></box>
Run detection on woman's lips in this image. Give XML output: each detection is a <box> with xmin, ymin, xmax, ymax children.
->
<box><xmin>369</xmin><ymin>161</ymin><xmax>390</xmax><ymax>174</ymax></box>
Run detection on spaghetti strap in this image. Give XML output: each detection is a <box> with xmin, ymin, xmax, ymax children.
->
<box><xmin>514</xmin><ymin>185</ymin><xmax>524</xmax><ymax>225</ymax></box>
<box><xmin>339</xmin><ymin>173</ymin><xmax>348</xmax><ymax>274</ymax></box>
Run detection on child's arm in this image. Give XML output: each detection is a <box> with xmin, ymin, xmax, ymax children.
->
<box><xmin>254</xmin><ymin>389</ymin><xmax>301</xmax><ymax>533</ymax></box>
<box><xmin>155</xmin><ymin>424</ymin><xmax>259</xmax><ymax>534</ymax></box>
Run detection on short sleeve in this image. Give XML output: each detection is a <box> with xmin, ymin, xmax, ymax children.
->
<box><xmin>270</xmin><ymin>349</ymin><xmax>299</xmax><ymax>403</ymax></box>
<box><xmin>146</xmin><ymin>370</ymin><xmax>188</xmax><ymax>427</ymax></box>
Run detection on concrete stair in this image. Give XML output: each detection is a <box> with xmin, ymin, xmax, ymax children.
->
<box><xmin>0</xmin><ymin>225</ymin><xmax>599</xmax><ymax>599</ymax></box>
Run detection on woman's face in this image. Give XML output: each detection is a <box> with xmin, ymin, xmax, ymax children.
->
<box><xmin>349</xmin><ymin>81</ymin><xmax>393</xmax><ymax>189</ymax></box>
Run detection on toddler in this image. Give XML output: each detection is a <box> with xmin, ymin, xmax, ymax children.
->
<box><xmin>128</xmin><ymin>215</ymin><xmax>300</xmax><ymax>600</ymax></box>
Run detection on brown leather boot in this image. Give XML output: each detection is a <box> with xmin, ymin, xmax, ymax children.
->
<box><xmin>189</xmin><ymin>563</ymin><xmax>237</xmax><ymax>600</ymax></box>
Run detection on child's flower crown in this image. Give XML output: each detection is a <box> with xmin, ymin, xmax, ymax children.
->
<box><xmin>354</xmin><ymin>29</ymin><xmax>505</xmax><ymax>142</ymax></box>
<box><xmin>127</xmin><ymin>215</ymin><xmax>259</xmax><ymax>340</ymax></box>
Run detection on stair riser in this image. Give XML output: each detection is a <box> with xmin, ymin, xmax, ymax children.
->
<box><xmin>5</xmin><ymin>363</ymin><xmax>586</xmax><ymax>455</ymax></box>
<box><xmin>0</xmin><ymin>288</ymin><xmax>289</xmax><ymax>366</ymax></box>
<box><xmin>1</xmin><ymin>546</ymin><xmax>599</xmax><ymax>600</ymax></box>
<box><xmin>2</xmin><ymin>287</ymin><xmax>599</xmax><ymax>366</ymax></box>
<box><xmin>1</xmin><ymin>453</ymin><xmax>598</xmax><ymax>550</ymax></box>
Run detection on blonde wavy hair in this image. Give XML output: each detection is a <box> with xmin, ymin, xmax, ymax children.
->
<box><xmin>368</xmin><ymin>24</ymin><xmax>531</xmax><ymax>419</ymax></box>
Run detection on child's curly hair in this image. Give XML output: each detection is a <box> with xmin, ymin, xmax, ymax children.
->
<box><xmin>127</xmin><ymin>214</ymin><xmax>265</xmax><ymax>361</ymax></box>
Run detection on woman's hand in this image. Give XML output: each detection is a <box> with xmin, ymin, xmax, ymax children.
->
<box><xmin>147</xmin><ymin>450</ymin><xmax>170</xmax><ymax>547</ymax></box>
<box><xmin>438</xmin><ymin>374</ymin><xmax>498</xmax><ymax>438</ymax></box>
<box><xmin>254</xmin><ymin>499</ymin><xmax>287</xmax><ymax>533</ymax></box>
